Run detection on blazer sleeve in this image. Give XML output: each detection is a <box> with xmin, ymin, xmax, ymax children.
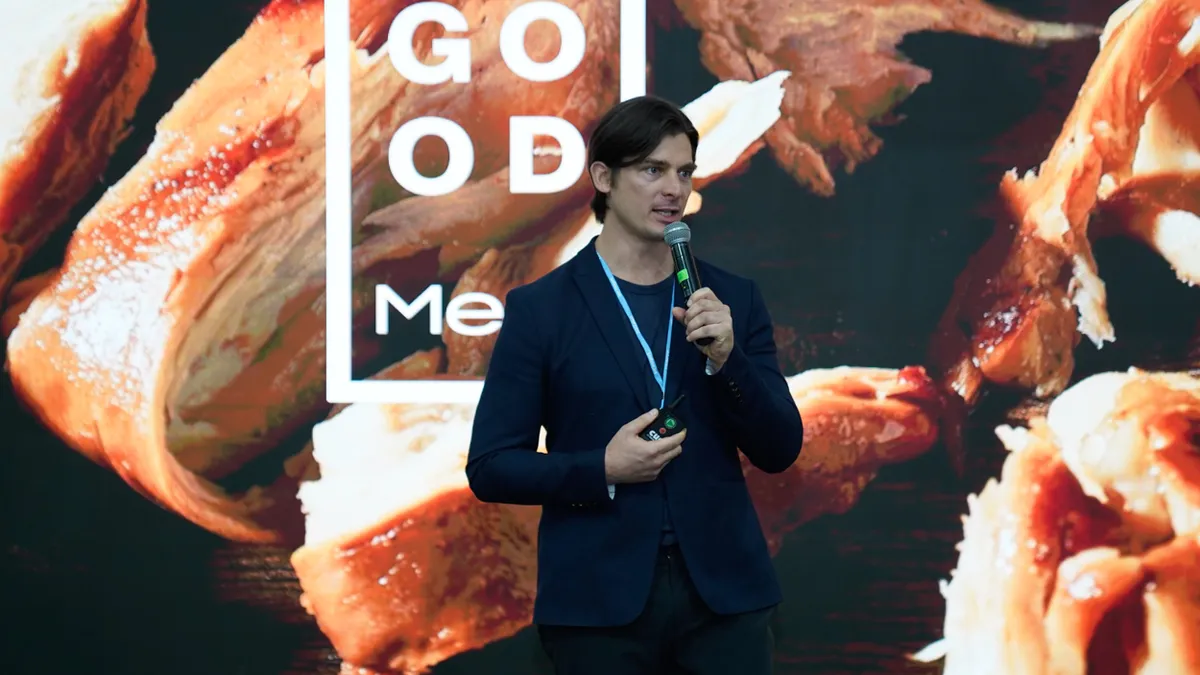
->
<box><xmin>465</xmin><ymin>286</ymin><xmax>611</xmax><ymax>506</ymax></box>
<box><xmin>706</xmin><ymin>280</ymin><xmax>805</xmax><ymax>473</ymax></box>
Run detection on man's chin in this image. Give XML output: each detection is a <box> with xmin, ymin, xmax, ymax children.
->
<box><xmin>640</xmin><ymin>227</ymin><xmax>668</xmax><ymax>244</ymax></box>
<box><xmin>644</xmin><ymin>218</ymin><xmax>673</xmax><ymax>237</ymax></box>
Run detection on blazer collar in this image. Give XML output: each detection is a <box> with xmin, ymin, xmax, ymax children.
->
<box><xmin>569</xmin><ymin>237</ymin><xmax>702</xmax><ymax>410</ymax></box>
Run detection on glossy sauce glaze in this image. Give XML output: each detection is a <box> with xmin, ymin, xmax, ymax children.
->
<box><xmin>0</xmin><ymin>0</ymin><xmax>155</xmax><ymax>299</ymax></box>
<box><xmin>932</xmin><ymin>368</ymin><xmax>1200</xmax><ymax>674</ymax></box>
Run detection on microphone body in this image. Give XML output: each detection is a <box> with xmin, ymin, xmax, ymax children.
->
<box><xmin>663</xmin><ymin>222</ymin><xmax>714</xmax><ymax>347</ymax></box>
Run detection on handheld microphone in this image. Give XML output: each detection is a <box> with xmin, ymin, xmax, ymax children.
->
<box><xmin>663</xmin><ymin>221</ymin><xmax>714</xmax><ymax>347</ymax></box>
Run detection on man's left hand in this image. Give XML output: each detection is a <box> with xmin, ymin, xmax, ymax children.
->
<box><xmin>672</xmin><ymin>288</ymin><xmax>733</xmax><ymax>370</ymax></box>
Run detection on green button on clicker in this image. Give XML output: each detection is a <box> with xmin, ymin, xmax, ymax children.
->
<box><xmin>665</xmin><ymin>417</ymin><xmax>677</xmax><ymax>430</ymax></box>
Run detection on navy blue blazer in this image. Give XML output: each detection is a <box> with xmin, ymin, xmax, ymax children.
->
<box><xmin>466</xmin><ymin>238</ymin><xmax>805</xmax><ymax>627</ymax></box>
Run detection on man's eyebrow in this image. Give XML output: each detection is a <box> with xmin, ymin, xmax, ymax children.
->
<box><xmin>641</xmin><ymin>159</ymin><xmax>698</xmax><ymax>172</ymax></box>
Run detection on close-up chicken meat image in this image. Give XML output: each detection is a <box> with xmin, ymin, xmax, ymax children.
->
<box><xmin>915</xmin><ymin>368</ymin><xmax>1200</xmax><ymax>674</ymax></box>
<box><xmin>0</xmin><ymin>0</ymin><xmax>155</xmax><ymax>314</ymax></box>
<box><xmin>2</xmin><ymin>0</ymin><xmax>1198</xmax><ymax>674</ymax></box>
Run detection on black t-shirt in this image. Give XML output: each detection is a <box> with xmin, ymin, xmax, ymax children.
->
<box><xmin>614</xmin><ymin>275</ymin><xmax>677</xmax><ymax>545</ymax></box>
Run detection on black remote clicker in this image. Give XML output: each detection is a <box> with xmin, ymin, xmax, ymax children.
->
<box><xmin>639</xmin><ymin>394</ymin><xmax>687</xmax><ymax>442</ymax></box>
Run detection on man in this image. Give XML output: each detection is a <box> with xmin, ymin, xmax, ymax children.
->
<box><xmin>465</xmin><ymin>95</ymin><xmax>805</xmax><ymax>674</ymax></box>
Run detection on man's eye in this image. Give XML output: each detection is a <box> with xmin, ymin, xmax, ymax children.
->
<box><xmin>645</xmin><ymin>166</ymin><xmax>660</xmax><ymax>175</ymax></box>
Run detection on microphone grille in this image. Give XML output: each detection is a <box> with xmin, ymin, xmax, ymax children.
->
<box><xmin>663</xmin><ymin>221</ymin><xmax>691</xmax><ymax>246</ymax></box>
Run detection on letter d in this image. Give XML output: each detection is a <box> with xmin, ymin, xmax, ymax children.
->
<box><xmin>508</xmin><ymin>116</ymin><xmax>585</xmax><ymax>195</ymax></box>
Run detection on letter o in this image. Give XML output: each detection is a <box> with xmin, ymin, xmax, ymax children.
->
<box><xmin>499</xmin><ymin>1</ymin><xmax>586</xmax><ymax>82</ymax></box>
<box><xmin>388</xmin><ymin>117</ymin><xmax>475</xmax><ymax>197</ymax></box>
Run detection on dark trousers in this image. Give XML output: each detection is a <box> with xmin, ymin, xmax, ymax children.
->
<box><xmin>536</xmin><ymin>544</ymin><xmax>776</xmax><ymax>675</ymax></box>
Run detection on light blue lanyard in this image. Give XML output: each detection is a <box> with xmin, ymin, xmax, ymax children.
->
<box><xmin>596</xmin><ymin>250</ymin><xmax>674</xmax><ymax>408</ymax></box>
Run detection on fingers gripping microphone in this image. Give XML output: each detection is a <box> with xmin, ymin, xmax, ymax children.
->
<box><xmin>663</xmin><ymin>221</ymin><xmax>714</xmax><ymax>347</ymax></box>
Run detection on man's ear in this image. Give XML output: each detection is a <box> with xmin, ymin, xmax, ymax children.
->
<box><xmin>589</xmin><ymin>161</ymin><xmax>612</xmax><ymax>194</ymax></box>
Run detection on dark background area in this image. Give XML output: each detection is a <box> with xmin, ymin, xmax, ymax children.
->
<box><xmin>3</xmin><ymin>0</ymin><xmax>1198</xmax><ymax>673</ymax></box>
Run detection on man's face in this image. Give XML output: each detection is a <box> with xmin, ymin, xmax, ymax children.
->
<box><xmin>592</xmin><ymin>133</ymin><xmax>696</xmax><ymax>242</ymax></box>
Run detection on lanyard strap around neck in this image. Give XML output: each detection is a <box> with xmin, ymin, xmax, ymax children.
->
<box><xmin>596</xmin><ymin>250</ymin><xmax>674</xmax><ymax>409</ymax></box>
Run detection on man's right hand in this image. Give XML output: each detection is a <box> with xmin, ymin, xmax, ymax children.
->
<box><xmin>604</xmin><ymin>409</ymin><xmax>686</xmax><ymax>484</ymax></box>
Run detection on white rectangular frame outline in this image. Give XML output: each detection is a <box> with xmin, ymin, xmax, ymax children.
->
<box><xmin>325</xmin><ymin>0</ymin><xmax>646</xmax><ymax>404</ymax></box>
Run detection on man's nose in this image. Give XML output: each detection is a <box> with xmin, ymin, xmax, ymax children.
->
<box><xmin>660</xmin><ymin>174</ymin><xmax>681</xmax><ymax>197</ymax></box>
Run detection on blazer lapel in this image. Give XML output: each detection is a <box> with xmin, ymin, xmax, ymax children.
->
<box><xmin>572</xmin><ymin>240</ymin><xmax>653</xmax><ymax>412</ymax></box>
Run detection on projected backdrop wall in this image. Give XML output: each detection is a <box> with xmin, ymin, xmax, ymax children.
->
<box><xmin>3</xmin><ymin>0</ymin><xmax>1199</xmax><ymax>673</ymax></box>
